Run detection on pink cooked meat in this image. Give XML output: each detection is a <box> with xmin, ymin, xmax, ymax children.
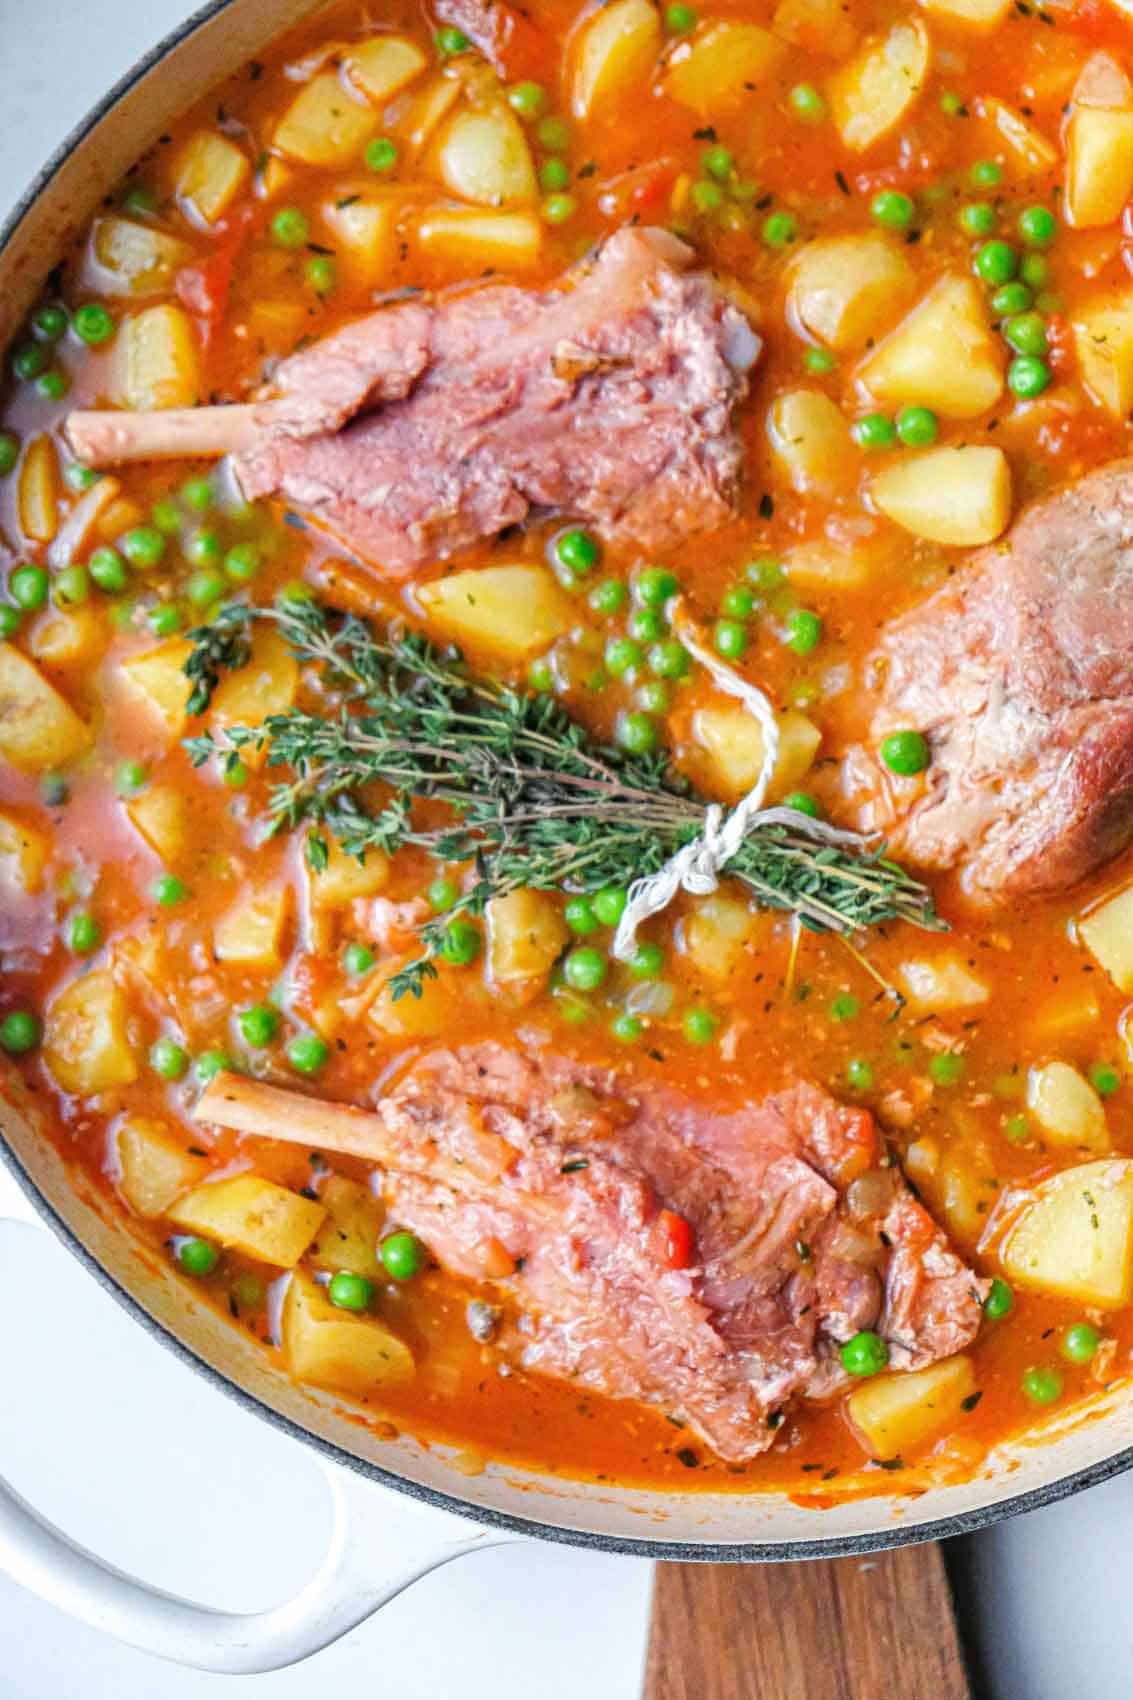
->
<box><xmin>852</xmin><ymin>460</ymin><xmax>1133</xmax><ymax>903</ymax></box>
<box><xmin>371</xmin><ymin>1043</ymin><xmax>986</xmax><ymax>1463</ymax></box>
<box><xmin>232</xmin><ymin>227</ymin><xmax>759</xmax><ymax>574</ymax></box>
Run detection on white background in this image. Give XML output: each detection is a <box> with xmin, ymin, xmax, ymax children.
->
<box><xmin>2</xmin><ymin>2</ymin><xmax>1133</xmax><ymax>1694</ymax></box>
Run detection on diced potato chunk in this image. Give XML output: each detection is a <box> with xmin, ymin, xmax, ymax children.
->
<box><xmin>170</xmin><ymin>1174</ymin><xmax>325</xmax><ymax>1267</ymax></box>
<box><xmin>786</xmin><ymin>234</ymin><xmax>915</xmax><ymax>353</ymax></box>
<box><xmin>1072</xmin><ymin>296</ymin><xmax>1133</xmax><ymax>419</ymax></box>
<box><xmin>572</xmin><ymin>0</ymin><xmax>661</xmax><ymax>119</ymax></box>
<box><xmin>172</xmin><ymin>130</ymin><xmax>251</xmax><ymax>225</ymax></box>
<box><xmin>309</xmin><ymin>839</ymin><xmax>390</xmax><ymax>908</ymax></box>
<box><xmin>772</xmin><ymin>0</ymin><xmax>856</xmax><ymax>59</ymax></box>
<box><xmin>126</xmin><ymin>784</ymin><xmax>187</xmax><ymax>863</ymax></box>
<box><xmin>976</xmin><ymin>98</ymin><xmax>1058</xmax><ymax>180</ymax></box>
<box><xmin>18</xmin><ymin>434</ymin><xmax>60</xmax><ymax>544</ymax></box>
<box><xmin>767</xmin><ymin>389</ymin><xmax>857</xmax><ymax>499</ymax></box>
<box><xmin>1028</xmin><ymin>986</ymin><xmax>1101</xmax><ymax>1044</ymax></box>
<box><xmin>419</xmin><ymin>564</ymin><xmax>573</xmax><ymax>659</ymax></box>
<box><xmin>665</xmin><ymin>22</ymin><xmax>782</xmax><ymax>115</ymax></box>
<box><xmin>116</xmin><ymin>305</ymin><xmax>201</xmax><ymax>412</ymax></box>
<box><xmin>274</xmin><ymin>71</ymin><xmax>378</xmax><ymax>166</ymax></box>
<box><xmin>214</xmin><ymin>885</ymin><xmax>292</xmax><ymax>970</ymax></box>
<box><xmin>693</xmin><ymin>707</ymin><xmax>820</xmax><ymax>802</ymax></box>
<box><xmin>918</xmin><ymin>0</ymin><xmax>1010</xmax><ymax>27</ymax></box>
<box><xmin>681</xmin><ymin>894</ymin><xmax>757</xmax><ymax>982</ymax></box>
<box><xmin>321</xmin><ymin>192</ymin><xmax>398</xmax><ymax>286</ymax></box>
<box><xmin>89</xmin><ymin>216</ymin><xmax>192</xmax><ymax>296</ymax></box>
<box><xmin>0</xmin><ymin>808</ymin><xmax>49</xmax><ymax>894</ymax></box>
<box><xmin>117</xmin><ymin>1115</ymin><xmax>208</xmax><ymax>1217</ymax></box>
<box><xmin>416</xmin><ymin>206</ymin><xmax>542</xmax><ymax>270</ymax></box>
<box><xmin>30</xmin><ymin>607</ymin><xmax>109</xmax><ymax>668</ymax></box>
<box><xmin>310</xmin><ymin>1175</ymin><xmax>384</xmax><ymax>1278</ymax></box>
<box><xmin>1027</xmin><ymin>1062</ymin><xmax>1109</xmax><ymax>1152</ymax></box>
<box><xmin>1064</xmin><ymin>54</ymin><xmax>1133</xmax><ymax>230</ymax></box>
<box><xmin>784</xmin><ymin>524</ymin><xmax>903</xmax><ymax>591</ymax></box>
<box><xmin>871</xmin><ymin>446</ymin><xmax>1012</xmax><ymax>547</ymax></box>
<box><xmin>487</xmin><ymin>888</ymin><xmax>569</xmax><ymax>984</ymax></box>
<box><xmin>210</xmin><ymin>628</ymin><xmax>300</xmax><ymax>764</ymax></box>
<box><xmin>121</xmin><ymin>638</ymin><xmax>194</xmax><ymax>736</ymax></box>
<box><xmin>343</xmin><ymin>34</ymin><xmax>428</xmax><ymax>104</ymax></box>
<box><xmin>406</xmin><ymin>75</ymin><xmax>464</xmax><ymax>153</ymax></box>
<box><xmin>896</xmin><ymin>953</ymin><xmax>989</xmax><ymax>1013</ymax></box>
<box><xmin>829</xmin><ymin>21</ymin><xmax>930</xmax><ymax>153</ymax></box>
<box><xmin>1000</xmin><ymin>1158</ymin><xmax>1133</xmax><ymax>1307</ymax></box>
<box><xmin>283</xmin><ymin>1267</ymin><xmax>414</xmax><ymax>1394</ymax></box>
<box><xmin>368</xmin><ymin>960</ymin><xmax>484</xmax><ymax>1038</ymax></box>
<box><xmin>44</xmin><ymin>971</ymin><xmax>139</xmax><ymax>1095</ymax></box>
<box><xmin>435</xmin><ymin>104</ymin><xmax>537</xmax><ymax>206</ymax></box>
<box><xmin>0</xmin><ymin>644</ymin><xmax>91</xmax><ymax>773</ymax></box>
<box><xmin>857</xmin><ymin>274</ymin><xmax>1004</xmax><ymax>418</ymax></box>
<box><xmin>848</xmin><ymin>1356</ymin><xmax>977</xmax><ymax>1460</ymax></box>
<box><xmin>1079</xmin><ymin>885</ymin><xmax>1133</xmax><ymax>991</ymax></box>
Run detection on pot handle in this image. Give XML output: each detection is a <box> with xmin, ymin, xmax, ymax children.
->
<box><xmin>0</xmin><ymin>1167</ymin><xmax>515</xmax><ymax>1673</ymax></box>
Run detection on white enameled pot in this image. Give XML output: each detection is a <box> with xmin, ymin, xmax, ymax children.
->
<box><xmin>3</xmin><ymin>0</ymin><xmax>1133</xmax><ymax>1673</ymax></box>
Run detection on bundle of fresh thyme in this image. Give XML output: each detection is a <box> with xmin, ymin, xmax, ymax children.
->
<box><xmin>183</xmin><ymin>598</ymin><xmax>943</xmax><ymax>996</ymax></box>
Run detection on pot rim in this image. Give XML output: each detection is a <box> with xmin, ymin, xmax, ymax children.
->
<box><xmin>3</xmin><ymin>0</ymin><xmax>1133</xmax><ymax>1563</ymax></box>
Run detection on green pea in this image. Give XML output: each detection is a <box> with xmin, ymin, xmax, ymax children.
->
<box><xmin>238</xmin><ymin>1004</ymin><xmax>279</xmax><ymax>1047</ymax></box>
<box><xmin>648</xmin><ymin>639</ymin><xmax>690</xmax><ymax>678</ymax></box>
<box><xmin>177</xmin><ymin>1236</ymin><xmax>219</xmax><ymax>1276</ymax></box>
<box><xmin>151</xmin><ymin>498</ymin><xmax>182</xmax><ymax>535</ymax></box>
<box><xmin>436</xmin><ymin>25</ymin><xmax>470</xmax><ymax>53</ymax></box>
<box><xmin>343</xmin><ymin>941</ymin><xmax>376</xmax><ymax>977</ymax></box>
<box><xmin>683</xmin><ymin>1007</ymin><xmax>717</xmax><ymax>1044</ymax></box>
<box><xmin>507</xmin><ymin>80</ymin><xmax>547</xmax><ymax>120</ymax></box>
<box><xmin>788</xmin><ymin>82</ymin><xmax>826</xmax><ymax>123</ymax></box>
<box><xmin>691</xmin><ymin>179</ymin><xmax>724</xmax><ymax>215</ymax></box>
<box><xmin>222</xmin><ymin>756</ymin><xmax>249</xmax><ymax>788</ymax></box>
<box><xmin>88</xmin><ymin>546</ymin><xmax>128</xmax><ymax>593</ymax></box>
<box><xmin>840</xmin><ymin>1329</ymin><xmax>888</xmax><ymax>1377</ymax></box>
<box><xmin>664</xmin><ymin>1</ymin><xmax>697</xmax><ymax>30</ymax></box>
<box><xmin>1061</xmin><ymin>1323</ymin><xmax>1100</xmax><ymax>1363</ymax></box>
<box><xmin>115</xmin><ymin>759</ymin><xmax>146</xmax><ymax>796</ymax></box>
<box><xmin>180</xmin><ymin>476</ymin><xmax>213</xmax><ymax>512</ymax></box>
<box><xmin>564</xmin><ymin>896</ymin><xmax>600</xmax><ymax>934</ymax></box>
<box><xmin>960</xmin><ymin>202</ymin><xmax>996</xmax><ymax>238</ymax></box>
<box><xmin>535</xmin><ymin>115</ymin><xmax>571</xmax><ymax>153</ymax></box>
<box><xmin>1007</xmin><ymin>354</ymin><xmax>1051</xmax><ymax>397</ymax></box>
<box><xmin>853</xmin><ymin>412</ymin><xmax>896</xmax><ymax>450</ymax></box>
<box><xmin>929</xmin><ymin>1051</ymin><xmax>964</xmax><ymax>1086</ymax></box>
<box><xmin>0</xmin><ymin>1010</ymin><xmax>41</xmax><ymax>1055</ymax></box>
<box><xmin>40</xmin><ymin>772</ymin><xmax>68</xmax><ymax>806</ymax></box>
<box><xmin>804</xmin><ymin>346</ymin><xmax>835</xmax><ymax>375</ymax></box>
<box><xmin>1018</xmin><ymin>204</ymin><xmax>1056</xmax><ymax>246</ymax></box>
<box><xmin>1019</xmin><ymin>252</ymin><xmax>1049</xmax><ymax>290</ymax></box>
<box><xmin>288</xmin><ymin>1032</ymin><xmax>330</xmax><ymax>1074</ymax></box>
<box><xmin>542</xmin><ymin>192</ymin><xmax>577</xmax><ymax>226</ymax></box>
<box><xmin>784</xmin><ymin>609</ymin><xmax>822</xmax><ymax>655</ymax></box>
<box><xmin>1022</xmin><ymin>1365</ymin><xmax>1062</xmax><ymax>1405</ymax></box>
<box><xmin>32</xmin><ymin>304</ymin><xmax>68</xmax><ymax>343</ymax></box>
<box><xmin>592</xmin><ymin>886</ymin><xmax>627</xmax><ymax>927</ymax></box>
<box><xmin>194</xmin><ymin>1050</ymin><xmax>230</xmax><ymax>1084</ymax></box>
<box><xmin>10</xmin><ymin>565</ymin><xmax>49</xmax><ymax>610</ymax></box>
<box><xmin>64</xmin><ymin>462</ymin><xmax>99</xmax><ymax>492</ymax></box>
<box><xmin>940</xmin><ymin>90</ymin><xmax>965</xmax><ymax>116</ymax></box>
<box><xmin>150</xmin><ymin>1036</ymin><xmax>189</xmax><ymax>1079</ymax></box>
<box><xmin>329</xmin><ymin>1271</ymin><xmax>374</xmax><ymax>1311</ymax></box>
<box><xmin>121</xmin><ymin>183</ymin><xmax>158</xmax><ymax>216</ymax></box>
<box><xmin>67</xmin><ymin>911</ymin><xmax>101</xmax><ymax>955</ymax></box>
<box><xmin>11</xmin><ymin>342</ymin><xmax>47</xmax><ymax>381</ymax></box>
<box><xmin>605</xmin><ymin>636</ymin><xmax>642</xmax><ymax>675</ymax></box>
<box><xmin>441</xmin><ymin>919</ymin><xmax>481</xmax><ymax>965</ymax></box>
<box><xmin>556</xmin><ymin>528</ymin><xmax>599</xmax><ymax>574</ymax></box>
<box><xmin>846</xmin><ymin>1057</ymin><xmax>874</xmax><ymax>1090</ymax></box>
<box><xmin>974</xmin><ymin>239</ymin><xmax>1018</xmax><ymax>285</ymax></box>
<box><xmin>151</xmin><ymin>873</ymin><xmax>186</xmax><ymax>906</ymax></box>
<box><xmin>617</xmin><ymin>711</ymin><xmax>657</xmax><ymax>755</ymax></box>
<box><xmin>186</xmin><ymin>567</ymin><xmax>226</xmax><ymax>608</ymax></box>
<box><xmin>1090</xmin><ymin>1062</ymin><xmax>1121</xmax><ymax>1097</ymax></box>
<box><xmin>589</xmin><ymin>577</ymin><xmax>627</xmax><ymax>615</ymax></box>
<box><xmin>636</xmin><ymin>680</ymin><xmax>668</xmax><ymax>712</ymax></box>
<box><xmin>223</xmin><ymin>543</ymin><xmax>260</xmax><ymax>584</ymax></box>
<box><xmin>0</xmin><ymin>605</ymin><xmax>21</xmax><ymax>639</ymax></box>
<box><xmin>271</xmin><ymin>207</ymin><xmax>310</xmax><ymax>248</ymax></box>
<box><xmin>720</xmin><ymin>584</ymin><xmax>756</xmax><ymax>619</ymax></box>
<box><xmin>712</xmin><ymin>618</ymin><xmax>747</xmax><ymax>660</ymax></box>
<box><xmin>186</xmin><ymin>527</ymin><xmax>222</xmax><ymax>567</ymax></box>
<box><xmin>365</xmin><ymin>136</ymin><xmax>398</xmax><ymax>174</ymax></box>
<box><xmin>629</xmin><ymin>608</ymin><xmax>665</xmax><ymax>644</ymax></box>
<box><xmin>305</xmin><ymin>255</ymin><xmax>337</xmax><ymax>295</ymax></box>
<box><xmin>895</xmin><ymin>405</ymin><xmax>938</xmax><ymax>446</ymax></box>
<box><xmin>984</xmin><ymin>1277</ymin><xmax>1014</xmax><ymax>1319</ymax></box>
<box><xmin>782</xmin><ymin>790</ymin><xmax>821</xmax><ymax>818</ymax></box>
<box><xmin>564</xmin><ymin>946</ymin><xmax>607</xmax><ymax>990</ymax></box>
<box><xmin>631</xmin><ymin>568</ymin><xmax>675</xmax><ymax>611</ymax></box>
<box><xmin>612</xmin><ymin>1012</ymin><xmax>643</xmax><ymax>1042</ymax></box>
<box><xmin>1003</xmin><ymin>1112</ymin><xmax>1030</xmax><ymax>1143</ymax></box>
<box><xmin>991</xmin><ymin>280</ymin><xmax>1033</xmax><ymax>316</ymax></box>
<box><xmin>702</xmin><ymin>145</ymin><xmax>734</xmax><ymax>182</ymax></box>
<box><xmin>830</xmin><ymin>993</ymin><xmax>860</xmax><ymax>1022</ymax></box>
<box><xmin>72</xmin><ymin>303</ymin><xmax>115</xmax><ymax>346</ymax></box>
<box><xmin>427</xmin><ymin>876</ymin><xmax>459</xmax><ymax>912</ymax></box>
<box><xmin>880</xmin><ymin>729</ymin><xmax>930</xmax><ymax>775</ymax></box>
<box><xmin>762</xmin><ymin>211</ymin><xmax>798</xmax><ymax>248</ymax></box>
<box><xmin>122</xmin><ymin>527</ymin><xmax>165</xmax><ymax>569</ymax></box>
<box><xmin>871</xmin><ymin>190</ymin><xmax>915</xmax><ymax>231</ymax></box>
<box><xmin>540</xmin><ymin>157</ymin><xmax>571</xmax><ymax>192</ymax></box>
<box><xmin>0</xmin><ymin>431</ymin><xmax>19</xmax><ymax>475</ymax></box>
<box><xmin>232</xmin><ymin>1274</ymin><xmax>265</xmax><ymax>1309</ymax></box>
<box><xmin>970</xmin><ymin>158</ymin><xmax>1003</xmax><ymax>187</ymax></box>
<box><xmin>34</xmin><ymin>370</ymin><xmax>69</xmax><ymax>402</ymax></box>
<box><xmin>1004</xmin><ymin>311</ymin><xmax>1047</xmax><ymax>357</ymax></box>
<box><xmin>528</xmin><ymin>657</ymin><xmax>555</xmax><ymax>692</ymax></box>
<box><xmin>381</xmin><ymin>1230</ymin><xmax>425</xmax><ymax>1280</ymax></box>
<box><xmin>631</xmin><ymin>941</ymin><xmax>664</xmax><ymax>978</ymax></box>
<box><xmin>149</xmin><ymin>603</ymin><xmax>181</xmax><ymax>637</ymax></box>
<box><xmin>51</xmin><ymin>565</ymin><xmax>88</xmax><ymax>611</ymax></box>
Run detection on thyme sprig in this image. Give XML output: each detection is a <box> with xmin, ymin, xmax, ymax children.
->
<box><xmin>183</xmin><ymin>599</ymin><xmax>943</xmax><ymax>997</ymax></box>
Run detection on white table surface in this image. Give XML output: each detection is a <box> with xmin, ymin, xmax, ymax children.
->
<box><xmin>3</xmin><ymin>5</ymin><xmax>1133</xmax><ymax>1694</ymax></box>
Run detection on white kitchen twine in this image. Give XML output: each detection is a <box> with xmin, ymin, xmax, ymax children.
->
<box><xmin>611</xmin><ymin>602</ymin><xmax>866</xmax><ymax>962</ymax></box>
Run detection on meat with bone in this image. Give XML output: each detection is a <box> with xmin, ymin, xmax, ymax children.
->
<box><xmin>850</xmin><ymin>459</ymin><xmax>1133</xmax><ymax>904</ymax></box>
<box><xmin>65</xmin><ymin>228</ymin><xmax>759</xmax><ymax>576</ymax></box>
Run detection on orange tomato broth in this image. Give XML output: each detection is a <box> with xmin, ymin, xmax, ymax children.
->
<box><xmin>3</xmin><ymin>0</ymin><xmax>1133</xmax><ymax>1498</ymax></box>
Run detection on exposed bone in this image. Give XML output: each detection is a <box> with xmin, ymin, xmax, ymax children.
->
<box><xmin>64</xmin><ymin>403</ymin><xmax>272</xmax><ymax>469</ymax></box>
<box><xmin>194</xmin><ymin>1071</ymin><xmax>390</xmax><ymax>1159</ymax></box>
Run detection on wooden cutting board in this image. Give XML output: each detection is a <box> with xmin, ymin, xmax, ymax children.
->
<box><xmin>642</xmin><ymin>1540</ymin><xmax>971</xmax><ymax>1700</ymax></box>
